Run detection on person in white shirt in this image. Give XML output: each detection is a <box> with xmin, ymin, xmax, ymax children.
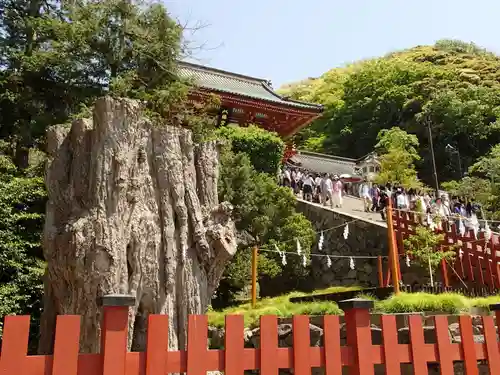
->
<box><xmin>359</xmin><ymin>180</ymin><xmax>371</xmax><ymax>212</ymax></box>
<box><xmin>332</xmin><ymin>175</ymin><xmax>343</xmax><ymax>208</ymax></box>
<box><xmin>282</xmin><ymin>169</ymin><xmax>291</xmax><ymax>187</ymax></box>
<box><xmin>395</xmin><ymin>189</ymin><xmax>408</xmax><ymax>210</ymax></box>
<box><xmin>302</xmin><ymin>175</ymin><xmax>314</xmax><ymax>201</ymax></box>
<box><xmin>323</xmin><ymin>175</ymin><xmax>333</xmax><ymax>207</ymax></box>
<box><xmin>314</xmin><ymin>175</ymin><xmax>322</xmax><ymax>203</ymax></box>
<box><xmin>432</xmin><ymin>197</ymin><xmax>450</xmax><ymax>230</ymax></box>
<box><xmin>294</xmin><ymin>171</ymin><xmax>302</xmax><ymax>195</ymax></box>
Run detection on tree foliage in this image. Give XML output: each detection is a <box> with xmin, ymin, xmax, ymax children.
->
<box><xmin>215</xmin><ymin>147</ymin><xmax>315</xmax><ymax>305</ymax></box>
<box><xmin>0</xmin><ymin>152</ymin><xmax>46</xmax><ymax>340</ymax></box>
<box><xmin>404</xmin><ymin>226</ymin><xmax>455</xmax><ymax>286</ymax></box>
<box><xmin>374</xmin><ymin>127</ymin><xmax>421</xmax><ymax>188</ymax></box>
<box><xmin>0</xmin><ymin>0</ymin><xmax>190</xmax><ymax>171</ymax></box>
<box><xmin>281</xmin><ymin>40</ymin><xmax>500</xmax><ymax>185</ymax></box>
<box><xmin>216</xmin><ymin>126</ymin><xmax>285</xmax><ymax>175</ymax></box>
<box><xmin>443</xmin><ymin>143</ymin><xmax>500</xmax><ymax>219</ymax></box>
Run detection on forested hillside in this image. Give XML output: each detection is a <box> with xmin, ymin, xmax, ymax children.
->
<box><xmin>280</xmin><ymin>40</ymin><xmax>500</xmax><ymax>185</ymax></box>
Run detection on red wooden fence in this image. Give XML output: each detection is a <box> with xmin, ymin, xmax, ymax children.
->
<box><xmin>1</xmin><ymin>297</ymin><xmax>500</xmax><ymax>375</ymax></box>
<box><xmin>392</xmin><ymin>210</ymin><xmax>500</xmax><ymax>290</ymax></box>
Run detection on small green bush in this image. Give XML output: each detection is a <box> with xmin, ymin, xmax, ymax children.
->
<box><xmin>216</xmin><ymin>148</ymin><xmax>315</xmax><ymax>306</ymax></box>
<box><xmin>208</xmin><ymin>289</ymin><xmax>500</xmax><ymax>328</ymax></box>
<box><xmin>216</xmin><ymin>125</ymin><xmax>284</xmax><ymax>175</ymax></box>
<box><xmin>374</xmin><ymin>292</ymin><xmax>469</xmax><ymax>314</ymax></box>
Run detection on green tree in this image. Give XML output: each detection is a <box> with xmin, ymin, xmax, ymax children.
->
<box><xmin>215</xmin><ymin>147</ymin><xmax>315</xmax><ymax>305</ymax></box>
<box><xmin>301</xmin><ymin>134</ymin><xmax>327</xmax><ymax>152</ymax></box>
<box><xmin>470</xmin><ymin>144</ymin><xmax>500</xmax><ymax>184</ymax></box>
<box><xmin>0</xmin><ymin>152</ymin><xmax>46</xmax><ymax>344</ymax></box>
<box><xmin>216</xmin><ymin>126</ymin><xmax>285</xmax><ymax>175</ymax></box>
<box><xmin>0</xmin><ymin>0</ymin><xmax>189</xmax><ymax>172</ymax></box>
<box><xmin>404</xmin><ymin>226</ymin><xmax>455</xmax><ymax>286</ymax></box>
<box><xmin>441</xmin><ymin>143</ymin><xmax>500</xmax><ymax>220</ymax></box>
<box><xmin>0</xmin><ymin>0</ymin><xmax>77</xmax><ymax>169</ymax></box>
<box><xmin>281</xmin><ymin>40</ymin><xmax>500</xmax><ymax>184</ymax></box>
<box><xmin>374</xmin><ymin>127</ymin><xmax>422</xmax><ymax>188</ymax></box>
<box><xmin>441</xmin><ymin>177</ymin><xmax>492</xmax><ymax>205</ymax></box>
<box><xmin>56</xmin><ymin>0</ymin><xmax>191</xmax><ymax>122</ymax></box>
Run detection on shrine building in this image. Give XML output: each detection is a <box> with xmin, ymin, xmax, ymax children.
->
<box><xmin>179</xmin><ymin>61</ymin><xmax>323</xmax><ymax>158</ymax></box>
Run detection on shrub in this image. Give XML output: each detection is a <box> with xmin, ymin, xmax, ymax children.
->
<box><xmin>375</xmin><ymin>292</ymin><xmax>469</xmax><ymax>314</ymax></box>
<box><xmin>215</xmin><ymin>147</ymin><xmax>315</xmax><ymax>307</ymax></box>
<box><xmin>216</xmin><ymin>125</ymin><xmax>284</xmax><ymax>175</ymax></box>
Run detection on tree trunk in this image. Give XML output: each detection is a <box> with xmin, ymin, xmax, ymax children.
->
<box><xmin>39</xmin><ymin>97</ymin><xmax>237</xmax><ymax>354</ymax></box>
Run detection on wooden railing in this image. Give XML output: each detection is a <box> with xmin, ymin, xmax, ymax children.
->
<box><xmin>393</xmin><ymin>210</ymin><xmax>500</xmax><ymax>290</ymax></box>
<box><xmin>1</xmin><ymin>296</ymin><xmax>500</xmax><ymax>375</ymax></box>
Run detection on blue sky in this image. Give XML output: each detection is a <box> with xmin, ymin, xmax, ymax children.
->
<box><xmin>165</xmin><ymin>0</ymin><xmax>500</xmax><ymax>88</ymax></box>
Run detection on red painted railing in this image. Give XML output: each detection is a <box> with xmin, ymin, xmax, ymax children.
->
<box><xmin>1</xmin><ymin>297</ymin><xmax>500</xmax><ymax>375</ymax></box>
<box><xmin>392</xmin><ymin>210</ymin><xmax>500</xmax><ymax>289</ymax></box>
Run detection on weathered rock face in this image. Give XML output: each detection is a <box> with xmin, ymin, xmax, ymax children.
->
<box><xmin>296</xmin><ymin>200</ymin><xmax>431</xmax><ymax>288</ymax></box>
<box><xmin>40</xmin><ymin>97</ymin><xmax>237</xmax><ymax>353</ymax></box>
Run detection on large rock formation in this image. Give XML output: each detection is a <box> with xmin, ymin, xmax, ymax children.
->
<box><xmin>39</xmin><ymin>97</ymin><xmax>237</xmax><ymax>353</ymax></box>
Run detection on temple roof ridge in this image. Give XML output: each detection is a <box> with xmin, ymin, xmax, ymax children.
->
<box><xmin>298</xmin><ymin>150</ymin><xmax>357</xmax><ymax>164</ymax></box>
<box><xmin>178</xmin><ymin>60</ymin><xmax>323</xmax><ymax>111</ymax></box>
<box><xmin>179</xmin><ymin>60</ymin><xmax>269</xmax><ymax>85</ymax></box>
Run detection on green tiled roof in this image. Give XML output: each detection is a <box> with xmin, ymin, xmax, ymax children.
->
<box><xmin>290</xmin><ymin>150</ymin><xmax>357</xmax><ymax>176</ymax></box>
<box><xmin>179</xmin><ymin>61</ymin><xmax>323</xmax><ymax>111</ymax></box>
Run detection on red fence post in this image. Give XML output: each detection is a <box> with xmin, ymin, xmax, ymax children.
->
<box><xmin>338</xmin><ymin>298</ymin><xmax>375</xmax><ymax>375</ymax></box>
<box><xmin>187</xmin><ymin>315</ymin><xmax>210</xmax><ymax>375</ymax></box>
<box><xmin>52</xmin><ymin>315</ymin><xmax>81</xmax><ymax>375</ymax></box>
<box><xmin>145</xmin><ymin>314</ymin><xmax>169</xmax><ymax>375</ymax></box>
<box><xmin>224</xmin><ymin>315</ymin><xmax>245</xmax><ymax>375</ymax></box>
<box><xmin>0</xmin><ymin>315</ymin><xmax>30</xmax><ymax>374</ymax></box>
<box><xmin>98</xmin><ymin>294</ymin><xmax>135</xmax><ymax>375</ymax></box>
<box><xmin>377</xmin><ymin>256</ymin><xmax>384</xmax><ymax>287</ymax></box>
<box><xmin>490</xmin><ymin>302</ymin><xmax>500</xmax><ymax>331</ymax></box>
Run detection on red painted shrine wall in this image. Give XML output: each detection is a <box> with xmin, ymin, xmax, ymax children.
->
<box><xmin>392</xmin><ymin>210</ymin><xmax>500</xmax><ymax>290</ymax></box>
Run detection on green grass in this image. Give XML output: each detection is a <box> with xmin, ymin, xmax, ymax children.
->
<box><xmin>208</xmin><ymin>286</ymin><xmax>358</xmax><ymax>328</ymax></box>
<box><xmin>375</xmin><ymin>292</ymin><xmax>469</xmax><ymax>314</ymax></box>
<box><xmin>207</xmin><ymin>288</ymin><xmax>500</xmax><ymax>328</ymax></box>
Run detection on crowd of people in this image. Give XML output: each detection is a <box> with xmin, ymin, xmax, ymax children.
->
<box><xmin>357</xmin><ymin>181</ymin><xmax>484</xmax><ymax>231</ymax></box>
<box><xmin>280</xmin><ymin>166</ymin><xmax>485</xmax><ymax>233</ymax></box>
<box><xmin>280</xmin><ymin>167</ymin><xmax>349</xmax><ymax>208</ymax></box>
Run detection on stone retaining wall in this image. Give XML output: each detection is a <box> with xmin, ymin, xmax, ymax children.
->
<box><xmin>296</xmin><ymin>200</ymin><xmax>429</xmax><ymax>288</ymax></box>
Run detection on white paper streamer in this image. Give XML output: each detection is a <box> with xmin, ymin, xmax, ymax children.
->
<box><xmin>343</xmin><ymin>224</ymin><xmax>349</xmax><ymax>240</ymax></box>
<box><xmin>296</xmin><ymin>238</ymin><xmax>302</xmax><ymax>255</ymax></box>
<box><xmin>182</xmin><ymin>248</ymin><xmax>187</xmax><ymax>260</ymax></box>
<box><xmin>406</xmin><ymin>254</ymin><xmax>411</xmax><ymax>267</ymax></box>
<box><xmin>326</xmin><ymin>255</ymin><xmax>332</xmax><ymax>268</ymax></box>
<box><xmin>281</xmin><ymin>252</ymin><xmax>287</xmax><ymax>265</ymax></box>
<box><xmin>485</xmin><ymin>221</ymin><xmax>492</xmax><ymax>242</ymax></box>
<box><xmin>274</xmin><ymin>243</ymin><xmax>281</xmax><ymax>256</ymax></box>
<box><xmin>349</xmin><ymin>257</ymin><xmax>355</xmax><ymax>270</ymax></box>
<box><xmin>429</xmin><ymin>217</ymin><xmax>436</xmax><ymax>231</ymax></box>
<box><xmin>426</xmin><ymin>213</ymin><xmax>432</xmax><ymax>226</ymax></box>
<box><xmin>318</xmin><ymin>231</ymin><xmax>324</xmax><ymax>251</ymax></box>
<box><xmin>459</xmin><ymin>220</ymin><xmax>466</xmax><ymax>236</ymax></box>
<box><xmin>302</xmin><ymin>254</ymin><xmax>307</xmax><ymax>267</ymax></box>
<box><xmin>459</xmin><ymin>248</ymin><xmax>464</xmax><ymax>259</ymax></box>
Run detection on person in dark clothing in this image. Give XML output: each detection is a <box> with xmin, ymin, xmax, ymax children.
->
<box><xmin>466</xmin><ymin>202</ymin><xmax>473</xmax><ymax>217</ymax></box>
<box><xmin>379</xmin><ymin>189</ymin><xmax>388</xmax><ymax>221</ymax></box>
<box><xmin>370</xmin><ymin>185</ymin><xmax>380</xmax><ymax>212</ymax></box>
